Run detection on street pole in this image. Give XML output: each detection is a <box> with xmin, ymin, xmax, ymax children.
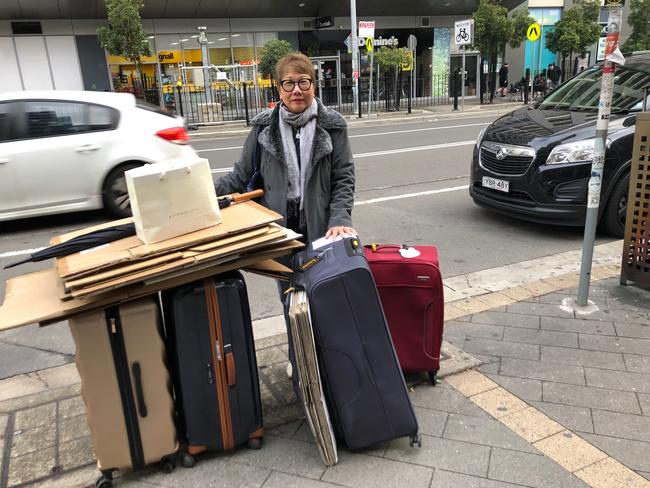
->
<box><xmin>350</xmin><ymin>0</ymin><xmax>360</xmax><ymax>116</ymax></box>
<box><xmin>576</xmin><ymin>5</ymin><xmax>624</xmax><ymax>306</ymax></box>
<box><xmin>461</xmin><ymin>45</ymin><xmax>466</xmax><ymax>111</ymax></box>
<box><xmin>368</xmin><ymin>42</ymin><xmax>374</xmax><ymax>116</ymax></box>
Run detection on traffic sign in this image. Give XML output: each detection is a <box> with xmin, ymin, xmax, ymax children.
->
<box><xmin>344</xmin><ymin>33</ymin><xmax>352</xmax><ymax>54</ymax></box>
<box><xmin>527</xmin><ymin>23</ymin><xmax>541</xmax><ymax>42</ymax></box>
<box><xmin>359</xmin><ymin>21</ymin><xmax>375</xmax><ymax>39</ymax></box>
<box><xmin>365</xmin><ymin>37</ymin><xmax>373</xmax><ymax>52</ymax></box>
<box><xmin>454</xmin><ymin>19</ymin><xmax>473</xmax><ymax>46</ymax></box>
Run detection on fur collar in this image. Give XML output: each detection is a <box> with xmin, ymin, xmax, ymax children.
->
<box><xmin>254</xmin><ymin>100</ymin><xmax>346</xmax><ymax>176</ymax></box>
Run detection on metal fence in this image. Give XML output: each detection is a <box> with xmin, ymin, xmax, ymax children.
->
<box><xmin>125</xmin><ymin>72</ymin><xmax>452</xmax><ymax>126</ymax></box>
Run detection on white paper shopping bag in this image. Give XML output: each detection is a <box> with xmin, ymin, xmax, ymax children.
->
<box><xmin>125</xmin><ymin>157</ymin><xmax>222</xmax><ymax>244</ymax></box>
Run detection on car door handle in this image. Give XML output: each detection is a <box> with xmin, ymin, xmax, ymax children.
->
<box><xmin>75</xmin><ymin>144</ymin><xmax>100</xmax><ymax>153</ymax></box>
<box><xmin>0</xmin><ymin>158</ymin><xmax>9</xmax><ymax>164</ymax></box>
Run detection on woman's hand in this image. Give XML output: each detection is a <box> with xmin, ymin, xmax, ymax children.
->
<box><xmin>325</xmin><ymin>226</ymin><xmax>357</xmax><ymax>239</ymax></box>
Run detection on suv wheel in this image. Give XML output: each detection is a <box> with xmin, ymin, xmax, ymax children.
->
<box><xmin>102</xmin><ymin>163</ymin><xmax>142</xmax><ymax>218</ymax></box>
<box><xmin>600</xmin><ymin>174</ymin><xmax>629</xmax><ymax>238</ymax></box>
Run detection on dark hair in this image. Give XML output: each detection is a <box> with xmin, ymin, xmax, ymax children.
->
<box><xmin>276</xmin><ymin>52</ymin><xmax>315</xmax><ymax>83</ymax></box>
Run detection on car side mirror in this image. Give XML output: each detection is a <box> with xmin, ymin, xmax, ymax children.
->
<box><xmin>623</xmin><ymin>116</ymin><xmax>636</xmax><ymax>127</ymax></box>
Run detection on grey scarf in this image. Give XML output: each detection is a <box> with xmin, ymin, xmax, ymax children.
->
<box><xmin>279</xmin><ymin>100</ymin><xmax>318</xmax><ymax>209</ymax></box>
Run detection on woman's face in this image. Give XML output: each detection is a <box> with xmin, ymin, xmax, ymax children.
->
<box><xmin>278</xmin><ymin>70</ymin><xmax>315</xmax><ymax>113</ymax></box>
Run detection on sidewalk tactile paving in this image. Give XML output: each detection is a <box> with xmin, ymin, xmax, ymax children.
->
<box><xmin>499</xmin><ymin>407</ymin><xmax>564</xmax><ymax>443</ymax></box>
<box><xmin>444</xmin><ymin>370</ymin><xmax>498</xmax><ymax>397</ymax></box>
<box><xmin>533</xmin><ymin>430</ymin><xmax>608</xmax><ymax>472</ymax></box>
<box><xmin>470</xmin><ymin>387</ymin><xmax>529</xmax><ymax>419</ymax></box>
<box><xmin>575</xmin><ymin>457</ymin><xmax>650</xmax><ymax>488</ymax></box>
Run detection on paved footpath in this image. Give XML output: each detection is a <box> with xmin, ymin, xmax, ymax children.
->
<box><xmin>1</xmin><ymin>239</ymin><xmax>650</xmax><ymax>488</ymax></box>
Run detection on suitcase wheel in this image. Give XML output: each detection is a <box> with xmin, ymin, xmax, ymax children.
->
<box><xmin>161</xmin><ymin>457</ymin><xmax>176</xmax><ymax>473</ymax></box>
<box><xmin>428</xmin><ymin>371</ymin><xmax>438</xmax><ymax>386</ymax></box>
<box><xmin>180</xmin><ymin>453</ymin><xmax>196</xmax><ymax>468</ymax></box>
<box><xmin>247</xmin><ymin>437</ymin><xmax>263</xmax><ymax>450</ymax></box>
<box><xmin>95</xmin><ymin>476</ymin><xmax>113</xmax><ymax>488</ymax></box>
<box><xmin>408</xmin><ymin>434</ymin><xmax>422</xmax><ymax>448</ymax></box>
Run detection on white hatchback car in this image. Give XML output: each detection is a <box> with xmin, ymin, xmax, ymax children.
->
<box><xmin>0</xmin><ymin>91</ymin><xmax>197</xmax><ymax>222</ymax></box>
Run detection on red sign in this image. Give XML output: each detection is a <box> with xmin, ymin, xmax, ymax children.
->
<box><xmin>352</xmin><ymin>71</ymin><xmax>359</xmax><ymax>80</ymax></box>
<box><xmin>603</xmin><ymin>31</ymin><xmax>620</xmax><ymax>73</ymax></box>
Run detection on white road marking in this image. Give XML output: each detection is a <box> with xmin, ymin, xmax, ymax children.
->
<box><xmin>348</xmin><ymin>122</ymin><xmax>488</xmax><ymax>139</ymax></box>
<box><xmin>209</xmin><ymin>139</ymin><xmax>476</xmax><ymax>173</ymax></box>
<box><xmin>0</xmin><ymin>247</ymin><xmax>46</xmax><ymax>258</ymax></box>
<box><xmin>354</xmin><ymin>140</ymin><xmax>475</xmax><ymax>158</ymax></box>
<box><xmin>354</xmin><ymin>185</ymin><xmax>469</xmax><ymax>206</ymax></box>
<box><xmin>193</xmin><ymin>121</ymin><xmax>485</xmax><ymax>153</ymax></box>
<box><xmin>0</xmin><ymin>183</ymin><xmax>470</xmax><ymax>260</ymax></box>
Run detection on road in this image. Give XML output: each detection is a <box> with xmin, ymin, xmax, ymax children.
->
<box><xmin>0</xmin><ymin>113</ymin><xmax>615</xmax><ymax>378</ymax></box>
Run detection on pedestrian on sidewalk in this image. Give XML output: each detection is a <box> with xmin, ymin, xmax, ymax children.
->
<box><xmin>498</xmin><ymin>62</ymin><xmax>509</xmax><ymax>97</ymax></box>
<box><xmin>214</xmin><ymin>52</ymin><xmax>357</xmax><ymax>382</ymax></box>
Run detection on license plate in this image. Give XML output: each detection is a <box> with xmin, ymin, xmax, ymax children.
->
<box><xmin>482</xmin><ymin>176</ymin><xmax>510</xmax><ymax>193</ymax></box>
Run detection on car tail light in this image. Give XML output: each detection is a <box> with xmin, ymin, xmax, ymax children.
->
<box><xmin>156</xmin><ymin>126</ymin><xmax>189</xmax><ymax>144</ymax></box>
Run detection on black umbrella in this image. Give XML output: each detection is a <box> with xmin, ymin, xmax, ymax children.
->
<box><xmin>3</xmin><ymin>190</ymin><xmax>266</xmax><ymax>269</ymax></box>
<box><xmin>3</xmin><ymin>223</ymin><xmax>136</xmax><ymax>269</ymax></box>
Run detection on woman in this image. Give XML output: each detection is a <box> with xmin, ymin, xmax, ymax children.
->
<box><xmin>215</xmin><ymin>52</ymin><xmax>356</xmax><ymax>246</ymax></box>
<box><xmin>216</xmin><ymin>52</ymin><xmax>356</xmax><ymax>381</ymax></box>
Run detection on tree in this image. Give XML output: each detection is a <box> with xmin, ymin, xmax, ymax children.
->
<box><xmin>545</xmin><ymin>0</ymin><xmax>600</xmax><ymax>81</ymax></box>
<box><xmin>97</xmin><ymin>0</ymin><xmax>150</xmax><ymax>84</ymax></box>
<box><xmin>473</xmin><ymin>0</ymin><xmax>530</xmax><ymax>103</ymax></box>
<box><xmin>374</xmin><ymin>46</ymin><xmax>411</xmax><ymax>110</ymax></box>
<box><xmin>621</xmin><ymin>0</ymin><xmax>650</xmax><ymax>53</ymax></box>
<box><xmin>258</xmin><ymin>39</ymin><xmax>296</xmax><ymax>82</ymax></box>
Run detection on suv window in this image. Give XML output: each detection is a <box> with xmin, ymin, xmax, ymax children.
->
<box><xmin>20</xmin><ymin>100</ymin><xmax>119</xmax><ymax>139</ymax></box>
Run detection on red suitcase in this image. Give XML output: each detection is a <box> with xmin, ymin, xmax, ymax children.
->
<box><xmin>363</xmin><ymin>244</ymin><xmax>444</xmax><ymax>384</ymax></box>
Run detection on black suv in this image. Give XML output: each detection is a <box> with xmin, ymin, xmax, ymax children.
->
<box><xmin>470</xmin><ymin>52</ymin><xmax>650</xmax><ymax>238</ymax></box>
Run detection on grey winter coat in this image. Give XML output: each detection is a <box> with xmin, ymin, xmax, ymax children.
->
<box><xmin>215</xmin><ymin>100</ymin><xmax>355</xmax><ymax>241</ymax></box>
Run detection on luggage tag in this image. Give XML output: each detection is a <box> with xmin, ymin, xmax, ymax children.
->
<box><xmin>399</xmin><ymin>246</ymin><xmax>421</xmax><ymax>259</ymax></box>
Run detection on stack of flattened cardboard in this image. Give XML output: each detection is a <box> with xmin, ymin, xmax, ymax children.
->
<box><xmin>0</xmin><ymin>201</ymin><xmax>303</xmax><ymax>333</ymax></box>
<box><xmin>288</xmin><ymin>290</ymin><xmax>338</xmax><ymax>466</ymax></box>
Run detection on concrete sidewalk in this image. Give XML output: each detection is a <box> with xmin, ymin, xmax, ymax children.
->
<box><xmin>1</xmin><ymin>241</ymin><xmax>649</xmax><ymax>488</ymax></box>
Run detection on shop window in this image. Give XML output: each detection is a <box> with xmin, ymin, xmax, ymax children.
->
<box><xmin>231</xmin><ymin>33</ymin><xmax>255</xmax><ymax>65</ymax></box>
<box><xmin>207</xmin><ymin>34</ymin><xmax>232</xmax><ymax>66</ymax></box>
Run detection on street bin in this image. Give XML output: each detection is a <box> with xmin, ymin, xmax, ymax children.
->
<box><xmin>621</xmin><ymin>112</ymin><xmax>650</xmax><ymax>286</ymax></box>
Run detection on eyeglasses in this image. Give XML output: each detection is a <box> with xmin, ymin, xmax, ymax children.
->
<box><xmin>280</xmin><ymin>78</ymin><xmax>313</xmax><ymax>92</ymax></box>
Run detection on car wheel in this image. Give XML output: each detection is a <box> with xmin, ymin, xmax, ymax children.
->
<box><xmin>102</xmin><ymin>163</ymin><xmax>143</xmax><ymax>218</ymax></box>
<box><xmin>600</xmin><ymin>174</ymin><xmax>629</xmax><ymax>239</ymax></box>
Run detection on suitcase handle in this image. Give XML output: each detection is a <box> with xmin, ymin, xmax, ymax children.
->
<box><xmin>367</xmin><ymin>244</ymin><xmax>409</xmax><ymax>253</ymax></box>
<box><xmin>225</xmin><ymin>351</ymin><xmax>237</xmax><ymax>387</ymax></box>
<box><xmin>131</xmin><ymin>362</ymin><xmax>148</xmax><ymax>418</ymax></box>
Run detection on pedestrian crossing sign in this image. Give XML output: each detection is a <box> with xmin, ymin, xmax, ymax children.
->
<box><xmin>527</xmin><ymin>23</ymin><xmax>541</xmax><ymax>42</ymax></box>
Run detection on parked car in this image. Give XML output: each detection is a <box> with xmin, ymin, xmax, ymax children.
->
<box><xmin>0</xmin><ymin>91</ymin><xmax>196</xmax><ymax>222</ymax></box>
<box><xmin>470</xmin><ymin>52</ymin><xmax>650</xmax><ymax>238</ymax></box>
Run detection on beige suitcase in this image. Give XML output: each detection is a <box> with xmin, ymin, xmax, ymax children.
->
<box><xmin>69</xmin><ymin>297</ymin><xmax>178</xmax><ymax>488</ymax></box>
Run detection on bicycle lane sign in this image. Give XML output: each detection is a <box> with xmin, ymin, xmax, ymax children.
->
<box><xmin>454</xmin><ymin>19</ymin><xmax>473</xmax><ymax>46</ymax></box>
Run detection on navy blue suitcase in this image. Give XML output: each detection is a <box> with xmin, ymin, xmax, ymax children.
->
<box><xmin>291</xmin><ymin>237</ymin><xmax>420</xmax><ymax>450</ymax></box>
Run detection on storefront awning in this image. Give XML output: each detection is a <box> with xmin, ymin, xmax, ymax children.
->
<box><xmin>2</xmin><ymin>0</ymin><xmax>527</xmax><ymax>20</ymax></box>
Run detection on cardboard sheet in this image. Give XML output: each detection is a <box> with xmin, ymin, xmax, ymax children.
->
<box><xmin>64</xmin><ymin>226</ymin><xmax>277</xmax><ymax>290</ymax></box>
<box><xmin>0</xmin><ymin>241</ymin><xmax>303</xmax><ymax>332</ymax></box>
<box><xmin>70</xmin><ymin>228</ymin><xmax>288</xmax><ymax>298</ymax></box>
<box><xmin>242</xmin><ymin>259</ymin><xmax>293</xmax><ymax>280</ymax></box>
<box><xmin>288</xmin><ymin>290</ymin><xmax>338</xmax><ymax>466</ymax></box>
<box><xmin>56</xmin><ymin>201</ymin><xmax>281</xmax><ymax>279</ymax></box>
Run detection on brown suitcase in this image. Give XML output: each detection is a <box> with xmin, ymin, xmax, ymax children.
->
<box><xmin>69</xmin><ymin>297</ymin><xmax>178</xmax><ymax>487</ymax></box>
